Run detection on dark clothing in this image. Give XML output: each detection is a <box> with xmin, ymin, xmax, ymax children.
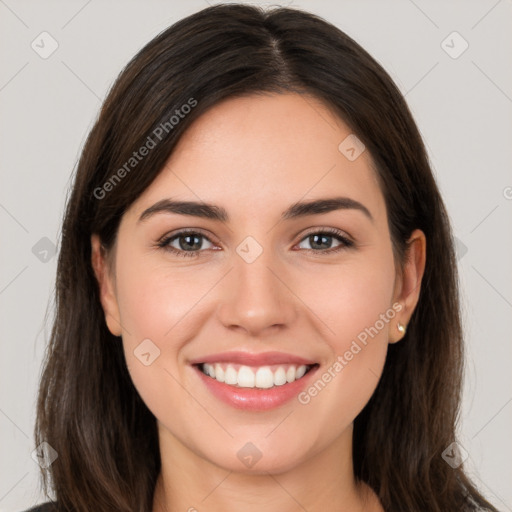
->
<box><xmin>22</xmin><ymin>503</ymin><xmax>57</xmax><ymax>512</ymax></box>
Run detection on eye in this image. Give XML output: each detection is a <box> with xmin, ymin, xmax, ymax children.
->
<box><xmin>157</xmin><ymin>229</ymin><xmax>216</xmax><ymax>258</ymax></box>
<box><xmin>296</xmin><ymin>228</ymin><xmax>354</xmax><ymax>254</ymax></box>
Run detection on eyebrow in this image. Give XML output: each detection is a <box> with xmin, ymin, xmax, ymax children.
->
<box><xmin>138</xmin><ymin>196</ymin><xmax>374</xmax><ymax>224</ymax></box>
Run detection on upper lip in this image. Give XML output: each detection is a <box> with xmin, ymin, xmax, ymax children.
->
<box><xmin>189</xmin><ymin>351</ymin><xmax>317</xmax><ymax>367</ymax></box>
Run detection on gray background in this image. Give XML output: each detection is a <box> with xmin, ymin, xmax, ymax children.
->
<box><xmin>1</xmin><ymin>0</ymin><xmax>511</xmax><ymax>510</ymax></box>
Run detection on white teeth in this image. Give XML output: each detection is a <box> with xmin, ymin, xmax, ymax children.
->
<box><xmin>200</xmin><ymin>363</ymin><xmax>312</xmax><ymax>388</ymax></box>
<box><xmin>224</xmin><ymin>365</ymin><xmax>238</xmax><ymax>385</ymax></box>
<box><xmin>238</xmin><ymin>366</ymin><xmax>255</xmax><ymax>388</ymax></box>
<box><xmin>205</xmin><ymin>363</ymin><xmax>215</xmax><ymax>378</ymax></box>
<box><xmin>214</xmin><ymin>364</ymin><xmax>225</xmax><ymax>383</ymax></box>
<box><xmin>296</xmin><ymin>365</ymin><xmax>307</xmax><ymax>379</ymax></box>
<box><xmin>255</xmin><ymin>367</ymin><xmax>274</xmax><ymax>389</ymax></box>
<box><xmin>273</xmin><ymin>366</ymin><xmax>287</xmax><ymax>386</ymax></box>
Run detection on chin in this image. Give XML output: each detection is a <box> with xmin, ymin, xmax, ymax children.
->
<box><xmin>197</xmin><ymin>434</ymin><xmax>315</xmax><ymax>476</ymax></box>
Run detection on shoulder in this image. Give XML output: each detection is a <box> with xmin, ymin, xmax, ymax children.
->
<box><xmin>21</xmin><ymin>502</ymin><xmax>58</xmax><ymax>512</ymax></box>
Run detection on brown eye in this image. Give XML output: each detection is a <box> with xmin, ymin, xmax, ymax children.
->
<box><xmin>158</xmin><ymin>230</ymin><xmax>215</xmax><ymax>257</ymax></box>
<box><xmin>296</xmin><ymin>228</ymin><xmax>354</xmax><ymax>254</ymax></box>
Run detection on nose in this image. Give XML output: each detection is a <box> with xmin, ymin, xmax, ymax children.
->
<box><xmin>216</xmin><ymin>244</ymin><xmax>297</xmax><ymax>337</ymax></box>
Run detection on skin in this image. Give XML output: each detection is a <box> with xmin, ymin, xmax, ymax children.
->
<box><xmin>91</xmin><ymin>92</ymin><xmax>426</xmax><ymax>512</ymax></box>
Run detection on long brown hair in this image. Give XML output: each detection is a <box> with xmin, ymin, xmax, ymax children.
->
<box><xmin>34</xmin><ymin>4</ymin><xmax>499</xmax><ymax>511</ymax></box>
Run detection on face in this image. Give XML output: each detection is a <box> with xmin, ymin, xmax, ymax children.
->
<box><xmin>92</xmin><ymin>92</ymin><xmax>425</xmax><ymax>475</ymax></box>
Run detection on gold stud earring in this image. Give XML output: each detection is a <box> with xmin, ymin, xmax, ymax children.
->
<box><xmin>397</xmin><ymin>322</ymin><xmax>406</xmax><ymax>334</ymax></box>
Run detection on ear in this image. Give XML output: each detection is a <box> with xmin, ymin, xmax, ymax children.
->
<box><xmin>390</xmin><ymin>228</ymin><xmax>426</xmax><ymax>343</ymax></box>
<box><xmin>91</xmin><ymin>234</ymin><xmax>122</xmax><ymax>337</ymax></box>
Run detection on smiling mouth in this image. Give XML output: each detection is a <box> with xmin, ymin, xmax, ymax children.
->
<box><xmin>195</xmin><ymin>362</ymin><xmax>319</xmax><ymax>389</ymax></box>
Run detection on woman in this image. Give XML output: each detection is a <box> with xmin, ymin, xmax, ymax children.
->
<box><xmin>27</xmin><ymin>3</ymin><xmax>499</xmax><ymax>512</ymax></box>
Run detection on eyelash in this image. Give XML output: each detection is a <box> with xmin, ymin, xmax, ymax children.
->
<box><xmin>156</xmin><ymin>227</ymin><xmax>354</xmax><ymax>258</ymax></box>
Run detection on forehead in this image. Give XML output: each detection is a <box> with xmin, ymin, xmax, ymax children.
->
<box><xmin>128</xmin><ymin>93</ymin><xmax>386</xmax><ymax>225</ymax></box>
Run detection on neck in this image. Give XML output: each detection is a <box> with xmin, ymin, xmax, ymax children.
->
<box><xmin>151</xmin><ymin>422</ymin><xmax>383</xmax><ymax>512</ymax></box>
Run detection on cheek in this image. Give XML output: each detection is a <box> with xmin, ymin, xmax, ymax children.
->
<box><xmin>294</xmin><ymin>251</ymin><xmax>396</xmax><ymax>414</ymax></box>
<box><xmin>112</xmin><ymin>248</ymin><xmax>232</xmax><ymax>434</ymax></box>
<box><xmin>298</xmin><ymin>248</ymin><xmax>396</xmax><ymax>349</ymax></box>
<box><xmin>115</xmin><ymin>253</ymin><xmax>206</xmax><ymax>343</ymax></box>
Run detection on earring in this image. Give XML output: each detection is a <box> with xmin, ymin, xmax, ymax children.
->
<box><xmin>397</xmin><ymin>322</ymin><xmax>406</xmax><ymax>334</ymax></box>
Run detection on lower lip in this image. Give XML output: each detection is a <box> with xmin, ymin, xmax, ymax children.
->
<box><xmin>193</xmin><ymin>365</ymin><xmax>319</xmax><ymax>411</ymax></box>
